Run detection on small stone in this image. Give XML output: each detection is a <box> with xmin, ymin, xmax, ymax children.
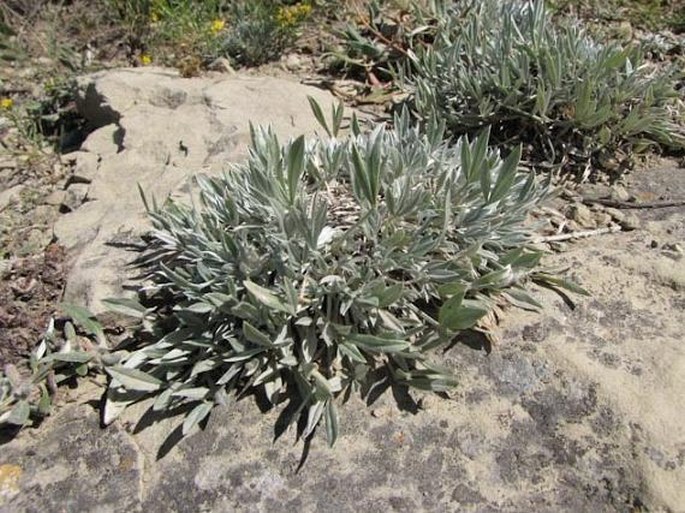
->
<box><xmin>594</xmin><ymin>212</ymin><xmax>612</xmax><ymax>226</ymax></box>
<box><xmin>71</xmin><ymin>152</ymin><xmax>100</xmax><ymax>183</ymax></box>
<box><xmin>610</xmin><ymin>185</ymin><xmax>631</xmax><ymax>202</ymax></box>
<box><xmin>0</xmin><ymin>184</ymin><xmax>25</xmax><ymax>210</ymax></box>
<box><xmin>0</xmin><ymin>156</ymin><xmax>17</xmax><ymax>169</ymax></box>
<box><xmin>80</xmin><ymin>125</ymin><xmax>121</xmax><ymax>155</ymax></box>
<box><xmin>0</xmin><ymin>464</ymin><xmax>23</xmax><ymax>501</ymax></box>
<box><xmin>18</xmin><ymin>67</ymin><xmax>37</xmax><ymax>79</ymax></box>
<box><xmin>617</xmin><ymin>213</ymin><xmax>640</xmax><ymax>231</ymax></box>
<box><xmin>44</xmin><ymin>190</ymin><xmax>67</xmax><ymax>206</ymax></box>
<box><xmin>605</xmin><ymin>207</ymin><xmax>624</xmax><ymax>223</ymax></box>
<box><xmin>62</xmin><ymin>184</ymin><xmax>90</xmax><ymax>211</ymax></box>
<box><xmin>207</xmin><ymin>58</ymin><xmax>235</xmax><ymax>74</ymax></box>
<box><xmin>565</xmin><ymin>219</ymin><xmax>581</xmax><ymax>232</ymax></box>
<box><xmin>31</xmin><ymin>205</ymin><xmax>57</xmax><ymax>225</ymax></box>
<box><xmin>577</xmin><ymin>183</ymin><xmax>611</xmax><ymax>198</ymax></box>
<box><xmin>281</xmin><ymin>53</ymin><xmax>305</xmax><ymax>72</ymax></box>
<box><xmin>19</xmin><ymin>228</ymin><xmax>52</xmax><ymax>256</ymax></box>
<box><xmin>664</xmin><ymin>243</ymin><xmax>683</xmax><ymax>254</ymax></box>
<box><xmin>568</xmin><ymin>203</ymin><xmax>596</xmax><ymax>228</ymax></box>
<box><xmin>36</xmin><ymin>57</ymin><xmax>54</xmax><ymax>67</ymax></box>
<box><xmin>549</xmin><ymin>241</ymin><xmax>568</xmax><ymax>252</ymax></box>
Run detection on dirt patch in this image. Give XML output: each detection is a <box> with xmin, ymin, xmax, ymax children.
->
<box><xmin>0</xmin><ymin>243</ymin><xmax>66</xmax><ymax>368</ymax></box>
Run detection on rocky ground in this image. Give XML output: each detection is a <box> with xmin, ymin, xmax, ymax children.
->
<box><xmin>1</xmin><ymin>2</ymin><xmax>684</xmax><ymax>512</ymax></box>
<box><xmin>0</xmin><ymin>67</ymin><xmax>683</xmax><ymax>513</ymax></box>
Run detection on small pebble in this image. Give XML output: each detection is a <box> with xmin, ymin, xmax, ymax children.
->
<box><xmin>664</xmin><ymin>243</ymin><xmax>683</xmax><ymax>254</ymax></box>
<box><xmin>617</xmin><ymin>213</ymin><xmax>641</xmax><ymax>231</ymax></box>
<box><xmin>610</xmin><ymin>185</ymin><xmax>631</xmax><ymax>202</ymax></box>
<box><xmin>594</xmin><ymin>213</ymin><xmax>612</xmax><ymax>226</ymax></box>
<box><xmin>569</xmin><ymin>203</ymin><xmax>596</xmax><ymax>228</ymax></box>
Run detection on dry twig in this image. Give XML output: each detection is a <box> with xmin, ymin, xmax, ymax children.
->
<box><xmin>534</xmin><ymin>225</ymin><xmax>621</xmax><ymax>243</ymax></box>
<box><xmin>581</xmin><ymin>198</ymin><xmax>685</xmax><ymax>210</ymax></box>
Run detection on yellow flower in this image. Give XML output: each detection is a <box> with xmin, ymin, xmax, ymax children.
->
<box><xmin>276</xmin><ymin>3</ymin><xmax>312</xmax><ymax>28</ymax></box>
<box><xmin>276</xmin><ymin>7</ymin><xmax>294</xmax><ymax>27</ymax></box>
<box><xmin>297</xmin><ymin>4</ymin><xmax>312</xmax><ymax>17</ymax></box>
<box><xmin>210</xmin><ymin>19</ymin><xmax>226</xmax><ymax>35</ymax></box>
<box><xmin>150</xmin><ymin>12</ymin><xmax>160</xmax><ymax>23</ymax></box>
<box><xmin>141</xmin><ymin>54</ymin><xmax>152</xmax><ymax>66</ymax></box>
<box><xmin>0</xmin><ymin>98</ymin><xmax>13</xmax><ymax>110</ymax></box>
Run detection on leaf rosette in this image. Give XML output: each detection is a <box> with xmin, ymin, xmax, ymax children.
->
<box><xmin>104</xmin><ymin>103</ymin><xmax>553</xmax><ymax>445</ymax></box>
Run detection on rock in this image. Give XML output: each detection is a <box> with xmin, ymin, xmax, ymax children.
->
<box><xmin>568</xmin><ymin>203</ymin><xmax>596</xmax><ymax>228</ymax></box>
<box><xmin>616</xmin><ymin>20</ymin><xmax>633</xmax><ymax>39</ymax></box>
<box><xmin>605</xmin><ymin>207</ymin><xmax>624</xmax><ymax>222</ymax></box>
<box><xmin>576</xmin><ymin>183</ymin><xmax>611</xmax><ymax>199</ymax></box>
<box><xmin>35</xmin><ymin>56</ymin><xmax>54</xmax><ymax>67</ymax></box>
<box><xmin>5</xmin><ymin>239</ymin><xmax>685</xmax><ymax>512</ymax></box>
<box><xmin>0</xmin><ymin>185</ymin><xmax>24</xmax><ymax>211</ymax></box>
<box><xmin>79</xmin><ymin>124</ymin><xmax>121</xmax><ymax>156</ymax></box>
<box><xmin>617</xmin><ymin>213</ymin><xmax>641</xmax><ymax>231</ymax></box>
<box><xmin>207</xmin><ymin>58</ymin><xmax>235</xmax><ymax>74</ymax></box>
<box><xmin>62</xmin><ymin>183</ymin><xmax>89</xmax><ymax>212</ymax></box>
<box><xmin>281</xmin><ymin>53</ymin><xmax>306</xmax><ymax>72</ymax></box>
<box><xmin>43</xmin><ymin>190</ymin><xmax>67</xmax><ymax>206</ymax></box>
<box><xmin>18</xmin><ymin>228</ymin><xmax>53</xmax><ymax>256</ymax></box>
<box><xmin>51</xmin><ymin>161</ymin><xmax>63</xmax><ymax>175</ymax></box>
<box><xmin>30</xmin><ymin>205</ymin><xmax>56</xmax><ymax>226</ymax></box>
<box><xmin>60</xmin><ymin>153</ymin><xmax>80</xmax><ymax>165</ymax></box>
<box><xmin>55</xmin><ymin>67</ymin><xmax>338</xmax><ymax>313</ymax></box>
<box><xmin>549</xmin><ymin>241</ymin><xmax>568</xmax><ymax>252</ymax></box>
<box><xmin>0</xmin><ymin>401</ymin><xmax>143</xmax><ymax>513</ymax></box>
<box><xmin>593</xmin><ymin>212</ymin><xmax>612</xmax><ymax>226</ymax></box>
<box><xmin>0</xmin><ymin>156</ymin><xmax>17</xmax><ymax>170</ymax></box>
<box><xmin>610</xmin><ymin>185</ymin><xmax>631</xmax><ymax>202</ymax></box>
<box><xmin>667</xmin><ymin>243</ymin><xmax>683</xmax><ymax>254</ymax></box>
<box><xmin>67</xmin><ymin>151</ymin><xmax>100</xmax><ymax>183</ymax></box>
<box><xmin>662</xmin><ymin>242</ymin><xmax>684</xmax><ymax>261</ymax></box>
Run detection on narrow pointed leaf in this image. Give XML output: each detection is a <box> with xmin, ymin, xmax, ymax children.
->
<box><xmin>106</xmin><ymin>366</ymin><xmax>163</xmax><ymax>392</ymax></box>
<box><xmin>182</xmin><ymin>402</ymin><xmax>213</xmax><ymax>436</ymax></box>
<box><xmin>325</xmin><ymin>401</ymin><xmax>339</xmax><ymax>447</ymax></box>
<box><xmin>244</xmin><ymin>281</ymin><xmax>293</xmax><ymax>314</ymax></box>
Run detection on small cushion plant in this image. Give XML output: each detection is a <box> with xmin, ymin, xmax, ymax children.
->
<box><xmin>101</xmin><ymin>102</ymin><xmax>564</xmax><ymax>445</ymax></box>
<box><xmin>400</xmin><ymin>0</ymin><xmax>685</xmax><ymax>180</ymax></box>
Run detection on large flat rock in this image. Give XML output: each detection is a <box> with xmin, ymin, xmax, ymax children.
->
<box><xmin>1</xmin><ymin>399</ymin><xmax>142</xmax><ymax>513</ymax></box>
<box><xmin>54</xmin><ymin>68</ymin><xmax>337</xmax><ymax>313</ymax></box>
<box><xmin>3</xmin><ymin>183</ymin><xmax>684</xmax><ymax>511</ymax></box>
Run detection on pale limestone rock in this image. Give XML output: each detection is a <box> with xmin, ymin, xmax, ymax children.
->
<box><xmin>55</xmin><ymin>67</ymin><xmax>336</xmax><ymax>313</ymax></box>
<box><xmin>568</xmin><ymin>202</ymin><xmax>596</xmax><ymax>229</ymax></box>
<box><xmin>0</xmin><ymin>185</ymin><xmax>24</xmax><ymax>211</ymax></box>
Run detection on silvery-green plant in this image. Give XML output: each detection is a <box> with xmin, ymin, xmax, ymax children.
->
<box><xmin>400</xmin><ymin>0</ymin><xmax>685</xmax><ymax>179</ymax></box>
<box><xmin>0</xmin><ymin>306</ymin><xmax>114</xmax><ymax>429</ymax></box>
<box><xmin>102</xmin><ymin>101</ymin><xmax>566</xmax><ymax>446</ymax></box>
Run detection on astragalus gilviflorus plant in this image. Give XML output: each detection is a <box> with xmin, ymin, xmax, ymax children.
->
<box><xmin>102</xmin><ymin>102</ymin><xmax>563</xmax><ymax>446</ymax></box>
<box><xmin>401</xmin><ymin>0</ymin><xmax>685</xmax><ymax>180</ymax></box>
